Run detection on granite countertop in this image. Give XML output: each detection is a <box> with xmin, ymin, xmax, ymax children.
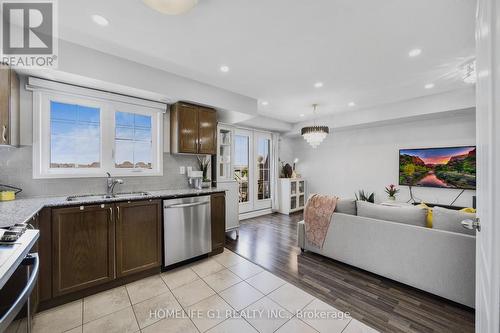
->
<box><xmin>0</xmin><ymin>188</ymin><xmax>226</xmax><ymax>228</ymax></box>
<box><xmin>0</xmin><ymin>230</ymin><xmax>39</xmax><ymax>289</ymax></box>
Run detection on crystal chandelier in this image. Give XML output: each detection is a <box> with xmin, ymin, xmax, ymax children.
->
<box><xmin>301</xmin><ymin>104</ymin><xmax>329</xmax><ymax>148</ymax></box>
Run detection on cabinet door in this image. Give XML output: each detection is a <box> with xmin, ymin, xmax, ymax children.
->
<box><xmin>52</xmin><ymin>205</ymin><xmax>115</xmax><ymax>297</ymax></box>
<box><xmin>37</xmin><ymin>208</ymin><xmax>52</xmax><ymax>302</ymax></box>
<box><xmin>0</xmin><ymin>64</ymin><xmax>10</xmax><ymax>145</ymax></box>
<box><xmin>177</xmin><ymin>103</ymin><xmax>199</xmax><ymax>153</ymax></box>
<box><xmin>211</xmin><ymin>193</ymin><xmax>226</xmax><ymax>254</ymax></box>
<box><xmin>115</xmin><ymin>200</ymin><xmax>161</xmax><ymax>277</ymax></box>
<box><xmin>198</xmin><ymin>107</ymin><xmax>217</xmax><ymax>154</ymax></box>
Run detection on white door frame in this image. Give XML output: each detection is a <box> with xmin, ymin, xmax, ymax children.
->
<box><xmin>475</xmin><ymin>0</ymin><xmax>500</xmax><ymax>331</ymax></box>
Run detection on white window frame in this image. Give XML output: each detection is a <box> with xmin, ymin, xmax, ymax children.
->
<box><xmin>31</xmin><ymin>79</ymin><xmax>164</xmax><ymax>179</ymax></box>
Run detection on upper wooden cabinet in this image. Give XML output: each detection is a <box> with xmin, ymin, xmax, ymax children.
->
<box><xmin>170</xmin><ymin>102</ymin><xmax>217</xmax><ymax>154</ymax></box>
<box><xmin>115</xmin><ymin>200</ymin><xmax>162</xmax><ymax>278</ymax></box>
<box><xmin>0</xmin><ymin>64</ymin><xmax>20</xmax><ymax>146</ymax></box>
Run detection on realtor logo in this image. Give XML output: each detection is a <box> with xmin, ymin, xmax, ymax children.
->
<box><xmin>1</xmin><ymin>0</ymin><xmax>58</xmax><ymax>67</ymax></box>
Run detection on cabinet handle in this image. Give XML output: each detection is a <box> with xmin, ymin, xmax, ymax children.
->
<box><xmin>117</xmin><ymin>206</ymin><xmax>120</xmax><ymax>221</ymax></box>
<box><xmin>2</xmin><ymin>125</ymin><xmax>7</xmax><ymax>143</ymax></box>
<box><xmin>109</xmin><ymin>207</ymin><xmax>113</xmax><ymax>221</ymax></box>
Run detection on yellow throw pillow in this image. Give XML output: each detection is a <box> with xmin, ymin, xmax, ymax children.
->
<box><xmin>417</xmin><ymin>203</ymin><xmax>433</xmax><ymax>228</ymax></box>
<box><xmin>460</xmin><ymin>207</ymin><xmax>477</xmax><ymax>214</ymax></box>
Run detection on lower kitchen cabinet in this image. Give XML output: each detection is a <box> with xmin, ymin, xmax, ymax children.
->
<box><xmin>115</xmin><ymin>200</ymin><xmax>162</xmax><ymax>277</ymax></box>
<box><xmin>52</xmin><ymin>204</ymin><xmax>115</xmax><ymax>297</ymax></box>
<box><xmin>211</xmin><ymin>193</ymin><xmax>226</xmax><ymax>254</ymax></box>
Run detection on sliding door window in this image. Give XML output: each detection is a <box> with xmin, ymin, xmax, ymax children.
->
<box><xmin>234</xmin><ymin>134</ymin><xmax>250</xmax><ymax>203</ymax></box>
<box><xmin>256</xmin><ymin>136</ymin><xmax>271</xmax><ymax>200</ymax></box>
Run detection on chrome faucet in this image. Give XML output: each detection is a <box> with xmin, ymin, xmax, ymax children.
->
<box><xmin>106</xmin><ymin>172</ymin><xmax>123</xmax><ymax>198</ymax></box>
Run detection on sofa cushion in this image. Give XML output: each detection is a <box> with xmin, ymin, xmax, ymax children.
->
<box><xmin>356</xmin><ymin>201</ymin><xmax>427</xmax><ymax>227</ymax></box>
<box><xmin>334</xmin><ymin>199</ymin><xmax>357</xmax><ymax>215</ymax></box>
<box><xmin>432</xmin><ymin>207</ymin><xmax>476</xmax><ymax>236</ymax></box>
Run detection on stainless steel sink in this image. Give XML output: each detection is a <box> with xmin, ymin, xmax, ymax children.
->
<box><xmin>66</xmin><ymin>191</ymin><xmax>150</xmax><ymax>202</ymax></box>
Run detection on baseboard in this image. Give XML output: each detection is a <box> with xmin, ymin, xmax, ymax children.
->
<box><xmin>239</xmin><ymin>208</ymin><xmax>273</xmax><ymax>220</ymax></box>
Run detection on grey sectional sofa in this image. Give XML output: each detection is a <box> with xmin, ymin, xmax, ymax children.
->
<box><xmin>297</xmin><ymin>202</ymin><xmax>476</xmax><ymax>308</ymax></box>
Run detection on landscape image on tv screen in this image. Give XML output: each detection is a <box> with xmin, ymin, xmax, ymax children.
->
<box><xmin>399</xmin><ymin>146</ymin><xmax>476</xmax><ymax>189</ymax></box>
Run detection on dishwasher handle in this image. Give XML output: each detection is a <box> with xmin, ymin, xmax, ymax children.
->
<box><xmin>165</xmin><ymin>201</ymin><xmax>209</xmax><ymax>209</ymax></box>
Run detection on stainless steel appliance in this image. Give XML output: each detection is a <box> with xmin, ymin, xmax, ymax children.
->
<box><xmin>163</xmin><ymin>196</ymin><xmax>211</xmax><ymax>267</ymax></box>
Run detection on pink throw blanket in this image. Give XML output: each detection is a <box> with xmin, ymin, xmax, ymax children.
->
<box><xmin>304</xmin><ymin>194</ymin><xmax>338</xmax><ymax>248</ymax></box>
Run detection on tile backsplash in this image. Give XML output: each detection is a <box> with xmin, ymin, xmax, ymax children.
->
<box><xmin>0</xmin><ymin>146</ymin><xmax>201</xmax><ymax>198</ymax></box>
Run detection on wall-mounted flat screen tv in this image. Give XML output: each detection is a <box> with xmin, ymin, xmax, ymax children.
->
<box><xmin>399</xmin><ymin>146</ymin><xmax>476</xmax><ymax>190</ymax></box>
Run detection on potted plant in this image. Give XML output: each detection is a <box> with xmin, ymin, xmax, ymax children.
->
<box><xmin>355</xmin><ymin>190</ymin><xmax>375</xmax><ymax>203</ymax></box>
<box><xmin>197</xmin><ymin>156</ymin><xmax>211</xmax><ymax>188</ymax></box>
<box><xmin>385</xmin><ymin>184</ymin><xmax>400</xmax><ymax>200</ymax></box>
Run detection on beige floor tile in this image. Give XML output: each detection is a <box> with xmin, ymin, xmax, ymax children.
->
<box><xmin>212</xmin><ymin>251</ymin><xmax>246</xmax><ymax>268</ymax></box>
<box><xmin>141</xmin><ymin>317</ymin><xmax>198</xmax><ymax>333</ymax></box>
<box><xmin>191</xmin><ymin>259</ymin><xmax>225</xmax><ymax>278</ymax></box>
<box><xmin>242</xmin><ymin>297</ymin><xmax>292</xmax><ymax>333</ymax></box>
<box><xmin>83</xmin><ymin>286</ymin><xmax>131</xmax><ymax>323</ymax></box>
<box><xmin>206</xmin><ymin>317</ymin><xmax>258</xmax><ymax>333</ymax></box>
<box><xmin>275</xmin><ymin>317</ymin><xmax>318</xmax><ymax>333</ymax></box>
<box><xmin>126</xmin><ymin>275</ymin><xmax>169</xmax><ymax>304</ymax></box>
<box><xmin>82</xmin><ymin>307</ymin><xmax>139</xmax><ymax>333</ymax></box>
<box><xmin>203</xmin><ymin>269</ymin><xmax>242</xmax><ymax>292</ymax></box>
<box><xmin>32</xmin><ymin>300</ymin><xmax>82</xmax><ymax>333</ymax></box>
<box><xmin>219</xmin><ymin>282</ymin><xmax>264</xmax><ymax>311</ymax></box>
<box><xmin>64</xmin><ymin>326</ymin><xmax>83</xmax><ymax>333</ymax></box>
<box><xmin>133</xmin><ymin>290</ymin><xmax>183</xmax><ymax>329</ymax></box>
<box><xmin>343</xmin><ymin>319</ymin><xmax>379</xmax><ymax>333</ymax></box>
<box><xmin>245</xmin><ymin>271</ymin><xmax>286</xmax><ymax>295</ymax></box>
<box><xmin>301</xmin><ymin>298</ymin><xmax>352</xmax><ymax>333</ymax></box>
<box><xmin>171</xmin><ymin>279</ymin><xmax>216</xmax><ymax>307</ymax></box>
<box><xmin>186</xmin><ymin>295</ymin><xmax>234</xmax><ymax>332</ymax></box>
<box><xmin>227</xmin><ymin>261</ymin><xmax>263</xmax><ymax>280</ymax></box>
<box><xmin>161</xmin><ymin>267</ymin><xmax>199</xmax><ymax>290</ymax></box>
<box><xmin>268</xmin><ymin>283</ymin><xmax>315</xmax><ymax>313</ymax></box>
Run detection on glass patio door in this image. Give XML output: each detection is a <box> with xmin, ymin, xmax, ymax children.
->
<box><xmin>253</xmin><ymin>132</ymin><xmax>272</xmax><ymax>210</ymax></box>
<box><xmin>233</xmin><ymin>129</ymin><xmax>253</xmax><ymax>213</ymax></box>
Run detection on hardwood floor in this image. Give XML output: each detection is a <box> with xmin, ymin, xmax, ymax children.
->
<box><xmin>226</xmin><ymin>212</ymin><xmax>475</xmax><ymax>333</ymax></box>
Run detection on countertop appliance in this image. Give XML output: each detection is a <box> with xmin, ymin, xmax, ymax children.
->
<box><xmin>163</xmin><ymin>195</ymin><xmax>211</xmax><ymax>267</ymax></box>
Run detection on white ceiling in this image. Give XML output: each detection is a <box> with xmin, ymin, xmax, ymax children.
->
<box><xmin>58</xmin><ymin>0</ymin><xmax>476</xmax><ymax>123</ymax></box>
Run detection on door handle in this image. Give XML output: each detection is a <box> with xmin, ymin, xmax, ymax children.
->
<box><xmin>461</xmin><ymin>217</ymin><xmax>481</xmax><ymax>232</ymax></box>
<box><xmin>165</xmin><ymin>201</ymin><xmax>209</xmax><ymax>209</ymax></box>
<box><xmin>1</xmin><ymin>125</ymin><xmax>7</xmax><ymax>143</ymax></box>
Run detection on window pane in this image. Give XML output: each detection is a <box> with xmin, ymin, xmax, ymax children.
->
<box><xmin>50</xmin><ymin>101</ymin><xmax>100</xmax><ymax>168</ymax></box>
<box><xmin>114</xmin><ymin>111</ymin><xmax>152</xmax><ymax>169</ymax></box>
<box><xmin>257</xmin><ymin>138</ymin><xmax>271</xmax><ymax>200</ymax></box>
<box><xmin>234</xmin><ymin>134</ymin><xmax>249</xmax><ymax>203</ymax></box>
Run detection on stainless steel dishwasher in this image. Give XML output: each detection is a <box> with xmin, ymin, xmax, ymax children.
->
<box><xmin>163</xmin><ymin>195</ymin><xmax>211</xmax><ymax>267</ymax></box>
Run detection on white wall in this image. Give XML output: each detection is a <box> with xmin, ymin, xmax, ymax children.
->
<box><xmin>282</xmin><ymin>111</ymin><xmax>476</xmax><ymax>207</ymax></box>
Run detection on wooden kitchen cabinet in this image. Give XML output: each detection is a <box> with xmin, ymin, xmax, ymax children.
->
<box><xmin>51</xmin><ymin>204</ymin><xmax>115</xmax><ymax>297</ymax></box>
<box><xmin>0</xmin><ymin>63</ymin><xmax>19</xmax><ymax>146</ymax></box>
<box><xmin>115</xmin><ymin>200</ymin><xmax>162</xmax><ymax>277</ymax></box>
<box><xmin>211</xmin><ymin>192</ymin><xmax>226</xmax><ymax>254</ymax></box>
<box><xmin>170</xmin><ymin>102</ymin><xmax>217</xmax><ymax>154</ymax></box>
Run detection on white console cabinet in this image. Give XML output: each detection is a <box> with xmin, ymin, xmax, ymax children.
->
<box><xmin>278</xmin><ymin>178</ymin><xmax>306</xmax><ymax>214</ymax></box>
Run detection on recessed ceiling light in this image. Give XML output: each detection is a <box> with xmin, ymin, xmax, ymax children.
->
<box><xmin>348</xmin><ymin>102</ymin><xmax>356</xmax><ymax>107</ymax></box>
<box><xmin>299</xmin><ymin>114</ymin><xmax>305</xmax><ymax>117</ymax></box>
<box><xmin>409</xmin><ymin>48</ymin><xmax>422</xmax><ymax>57</ymax></box>
<box><xmin>219</xmin><ymin>65</ymin><xmax>230</xmax><ymax>73</ymax></box>
<box><xmin>261</xmin><ymin>101</ymin><xmax>269</xmax><ymax>106</ymax></box>
<box><xmin>424</xmin><ymin>83</ymin><xmax>435</xmax><ymax>89</ymax></box>
<box><xmin>91</xmin><ymin>15</ymin><xmax>109</xmax><ymax>27</ymax></box>
<box><xmin>314</xmin><ymin>82</ymin><xmax>324</xmax><ymax>88</ymax></box>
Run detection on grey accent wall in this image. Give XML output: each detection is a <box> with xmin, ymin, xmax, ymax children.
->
<box><xmin>0</xmin><ymin>146</ymin><xmax>200</xmax><ymax>198</ymax></box>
